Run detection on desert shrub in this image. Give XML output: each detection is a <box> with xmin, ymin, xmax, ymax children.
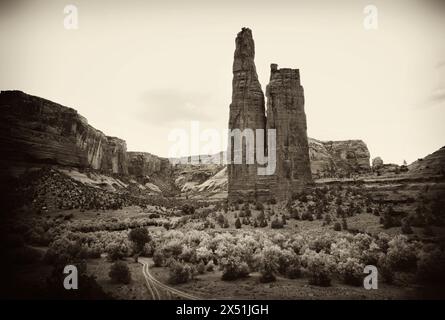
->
<box><xmin>142</xmin><ymin>242</ymin><xmax>156</xmax><ymax>257</ymax></box>
<box><xmin>129</xmin><ymin>227</ymin><xmax>151</xmax><ymax>254</ymax></box>
<box><xmin>377</xmin><ymin>256</ymin><xmax>394</xmax><ymax>284</ymax></box>
<box><xmin>381</xmin><ymin>206</ymin><xmax>397</xmax><ymax>229</ymax></box>
<box><xmin>168</xmin><ymin>260</ymin><xmax>194</xmax><ymax>284</ymax></box>
<box><xmin>416</xmin><ymin>246</ymin><xmax>445</xmax><ymax>285</ymax></box>
<box><xmin>255</xmin><ymin>202</ymin><xmax>264</xmax><ymax>210</ymax></box>
<box><xmin>163</xmin><ymin>239</ymin><xmax>183</xmax><ymax>258</ymax></box>
<box><xmin>44</xmin><ymin>236</ymin><xmax>83</xmax><ymax>265</ymax></box>
<box><xmin>196</xmin><ymin>261</ymin><xmax>206</xmax><ymax>274</ymax></box>
<box><xmin>109</xmin><ymin>261</ymin><xmax>131</xmax><ymax>284</ymax></box>
<box><xmin>271</xmin><ymin>218</ymin><xmax>284</xmax><ymax>229</ymax></box>
<box><xmin>179</xmin><ymin>245</ymin><xmax>196</xmax><ymax>263</ymax></box>
<box><xmin>220</xmin><ymin>256</ymin><xmax>249</xmax><ymax>281</ymax></box>
<box><xmin>333</xmin><ymin>222</ymin><xmax>342</xmax><ymax>231</ymax></box>
<box><xmin>361</xmin><ymin>241</ymin><xmax>383</xmax><ymax>266</ymax></box>
<box><xmin>323</xmin><ymin>214</ymin><xmax>332</xmax><ymax>225</ymax></box>
<box><xmin>106</xmin><ymin>243</ymin><xmax>126</xmax><ymax>261</ymax></box>
<box><xmin>153</xmin><ymin>249</ymin><xmax>165</xmax><ymax>267</ymax></box>
<box><xmin>401</xmin><ymin>218</ymin><xmax>413</xmax><ymax>234</ymax></box>
<box><xmin>206</xmin><ymin>260</ymin><xmax>215</xmax><ymax>272</ymax></box>
<box><xmin>258</xmin><ymin>245</ymin><xmax>281</xmax><ymax>283</ymax></box>
<box><xmin>181</xmin><ymin>204</ymin><xmax>195</xmax><ymax>215</ymax></box>
<box><xmin>302</xmin><ymin>249</ymin><xmax>334</xmax><ymax>287</ymax></box>
<box><xmin>386</xmin><ymin>235</ymin><xmax>418</xmax><ymax>272</ymax></box>
<box><xmin>337</xmin><ymin>257</ymin><xmax>364</xmax><ymax>286</ymax></box>
<box><xmin>195</xmin><ymin>246</ymin><xmax>213</xmax><ymax>264</ymax></box>
<box><xmin>235</xmin><ymin>218</ymin><xmax>242</xmax><ymax>229</ymax></box>
<box><xmin>375</xmin><ymin>233</ymin><xmax>390</xmax><ymax>254</ymax></box>
<box><xmin>148</xmin><ymin>213</ymin><xmax>160</xmax><ymax>219</ymax></box>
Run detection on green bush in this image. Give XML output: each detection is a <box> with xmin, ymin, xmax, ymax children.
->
<box><xmin>109</xmin><ymin>261</ymin><xmax>131</xmax><ymax>284</ymax></box>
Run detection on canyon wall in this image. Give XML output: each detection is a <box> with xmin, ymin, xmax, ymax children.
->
<box><xmin>0</xmin><ymin>90</ymin><xmax>128</xmax><ymax>177</ymax></box>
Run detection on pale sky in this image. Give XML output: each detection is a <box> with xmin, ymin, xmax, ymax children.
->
<box><xmin>1</xmin><ymin>0</ymin><xmax>444</xmax><ymax>164</ymax></box>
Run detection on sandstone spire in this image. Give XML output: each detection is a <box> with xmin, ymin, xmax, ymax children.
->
<box><xmin>227</xmin><ymin>28</ymin><xmax>312</xmax><ymax>203</ymax></box>
<box><xmin>228</xmin><ymin>27</ymin><xmax>267</xmax><ymax>201</ymax></box>
<box><xmin>266</xmin><ymin>64</ymin><xmax>313</xmax><ymax>199</ymax></box>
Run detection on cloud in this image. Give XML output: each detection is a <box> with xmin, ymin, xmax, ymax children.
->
<box><xmin>138</xmin><ymin>88</ymin><xmax>218</xmax><ymax>125</ymax></box>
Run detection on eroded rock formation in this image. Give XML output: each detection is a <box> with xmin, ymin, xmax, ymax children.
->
<box><xmin>227</xmin><ymin>28</ymin><xmax>313</xmax><ymax>202</ymax></box>
<box><xmin>228</xmin><ymin>27</ymin><xmax>268</xmax><ymax>201</ymax></box>
<box><xmin>0</xmin><ymin>91</ymin><xmax>128</xmax><ymax>178</ymax></box>
<box><xmin>310</xmin><ymin>138</ymin><xmax>371</xmax><ymax>178</ymax></box>
<box><xmin>266</xmin><ymin>64</ymin><xmax>313</xmax><ymax>199</ymax></box>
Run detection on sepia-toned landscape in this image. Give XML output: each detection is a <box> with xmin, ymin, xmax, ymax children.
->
<box><xmin>1</xmin><ymin>0</ymin><xmax>444</xmax><ymax>301</ymax></box>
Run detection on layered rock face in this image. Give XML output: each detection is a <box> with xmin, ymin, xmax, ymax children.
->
<box><xmin>228</xmin><ymin>28</ymin><xmax>268</xmax><ymax>201</ymax></box>
<box><xmin>227</xmin><ymin>28</ymin><xmax>313</xmax><ymax>202</ymax></box>
<box><xmin>266</xmin><ymin>64</ymin><xmax>313</xmax><ymax>199</ymax></box>
<box><xmin>127</xmin><ymin>152</ymin><xmax>172</xmax><ymax>177</ymax></box>
<box><xmin>0</xmin><ymin>91</ymin><xmax>128</xmax><ymax>177</ymax></box>
<box><xmin>309</xmin><ymin>138</ymin><xmax>371</xmax><ymax>178</ymax></box>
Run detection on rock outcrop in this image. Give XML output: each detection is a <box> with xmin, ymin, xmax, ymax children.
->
<box><xmin>408</xmin><ymin>147</ymin><xmax>445</xmax><ymax>177</ymax></box>
<box><xmin>372</xmin><ymin>156</ymin><xmax>384</xmax><ymax>169</ymax></box>
<box><xmin>309</xmin><ymin>138</ymin><xmax>371</xmax><ymax>178</ymax></box>
<box><xmin>0</xmin><ymin>91</ymin><xmax>128</xmax><ymax>178</ymax></box>
<box><xmin>266</xmin><ymin>64</ymin><xmax>313</xmax><ymax>199</ymax></box>
<box><xmin>227</xmin><ymin>28</ymin><xmax>313</xmax><ymax>202</ymax></box>
<box><xmin>227</xmin><ymin>27</ymin><xmax>268</xmax><ymax>201</ymax></box>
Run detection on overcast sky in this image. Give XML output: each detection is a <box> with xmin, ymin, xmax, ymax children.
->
<box><xmin>1</xmin><ymin>0</ymin><xmax>444</xmax><ymax>164</ymax></box>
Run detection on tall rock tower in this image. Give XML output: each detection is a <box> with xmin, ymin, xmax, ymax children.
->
<box><xmin>227</xmin><ymin>28</ymin><xmax>312</xmax><ymax>203</ymax></box>
<box><xmin>266</xmin><ymin>64</ymin><xmax>313</xmax><ymax>200</ymax></box>
<box><xmin>228</xmin><ymin>28</ymin><xmax>267</xmax><ymax>202</ymax></box>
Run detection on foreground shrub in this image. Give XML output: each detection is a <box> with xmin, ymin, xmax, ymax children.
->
<box><xmin>386</xmin><ymin>235</ymin><xmax>418</xmax><ymax>271</ymax></box>
<box><xmin>168</xmin><ymin>260</ymin><xmax>194</xmax><ymax>284</ymax></box>
<box><xmin>128</xmin><ymin>227</ymin><xmax>151</xmax><ymax>253</ymax></box>
<box><xmin>220</xmin><ymin>257</ymin><xmax>249</xmax><ymax>281</ymax></box>
<box><xmin>258</xmin><ymin>245</ymin><xmax>281</xmax><ymax>283</ymax></box>
<box><xmin>109</xmin><ymin>261</ymin><xmax>131</xmax><ymax>284</ymax></box>
<box><xmin>337</xmin><ymin>257</ymin><xmax>364</xmax><ymax>286</ymax></box>
<box><xmin>153</xmin><ymin>249</ymin><xmax>165</xmax><ymax>267</ymax></box>
<box><xmin>333</xmin><ymin>222</ymin><xmax>342</xmax><ymax>231</ymax></box>
<box><xmin>270</xmin><ymin>218</ymin><xmax>284</xmax><ymax>229</ymax></box>
<box><xmin>416</xmin><ymin>246</ymin><xmax>445</xmax><ymax>285</ymax></box>
<box><xmin>302</xmin><ymin>249</ymin><xmax>334</xmax><ymax>287</ymax></box>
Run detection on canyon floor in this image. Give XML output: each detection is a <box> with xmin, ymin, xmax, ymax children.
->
<box><xmin>1</xmin><ymin>167</ymin><xmax>444</xmax><ymax>300</ymax></box>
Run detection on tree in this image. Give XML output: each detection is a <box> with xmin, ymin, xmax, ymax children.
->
<box><xmin>109</xmin><ymin>261</ymin><xmax>131</xmax><ymax>284</ymax></box>
<box><xmin>128</xmin><ymin>227</ymin><xmax>151</xmax><ymax>262</ymax></box>
<box><xmin>235</xmin><ymin>218</ymin><xmax>242</xmax><ymax>229</ymax></box>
